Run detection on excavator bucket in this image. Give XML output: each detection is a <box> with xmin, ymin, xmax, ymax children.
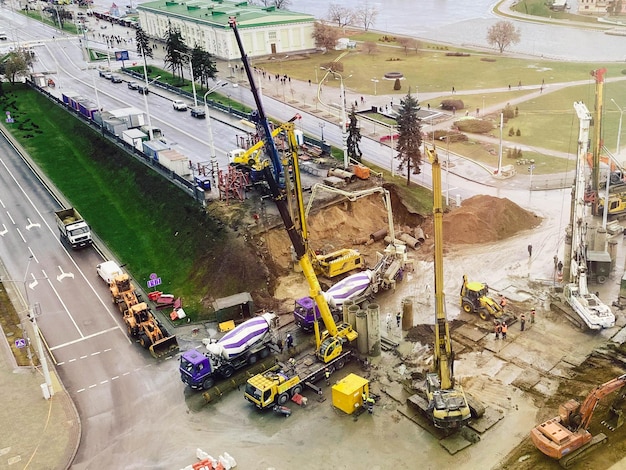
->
<box><xmin>149</xmin><ymin>335</ymin><xmax>179</xmax><ymax>358</ymax></box>
<box><xmin>602</xmin><ymin>404</ymin><xmax>625</xmax><ymax>431</ymax></box>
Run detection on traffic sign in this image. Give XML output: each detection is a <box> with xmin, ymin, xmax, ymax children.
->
<box><xmin>15</xmin><ymin>338</ymin><xmax>27</xmax><ymax>349</ymax></box>
<box><xmin>147</xmin><ymin>277</ymin><xmax>162</xmax><ymax>288</ymax></box>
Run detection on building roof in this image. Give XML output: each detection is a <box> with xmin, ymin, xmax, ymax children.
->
<box><xmin>138</xmin><ymin>0</ymin><xmax>315</xmax><ymax>29</ymax></box>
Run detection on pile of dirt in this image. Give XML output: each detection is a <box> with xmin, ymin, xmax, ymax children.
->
<box><xmin>422</xmin><ymin>195</ymin><xmax>541</xmax><ymax>246</ymax></box>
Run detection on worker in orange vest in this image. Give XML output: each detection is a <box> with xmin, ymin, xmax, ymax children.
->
<box><xmin>500</xmin><ymin>295</ymin><xmax>507</xmax><ymax>311</ymax></box>
<box><xmin>501</xmin><ymin>322</ymin><xmax>508</xmax><ymax>340</ymax></box>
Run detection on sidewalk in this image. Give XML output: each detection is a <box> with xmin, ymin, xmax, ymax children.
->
<box><xmin>0</xmin><ymin>330</ymin><xmax>79</xmax><ymax>470</ymax></box>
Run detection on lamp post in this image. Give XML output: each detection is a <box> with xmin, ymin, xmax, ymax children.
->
<box><xmin>612</xmin><ymin>99</ymin><xmax>624</xmax><ymax>156</ymax></box>
<box><xmin>141</xmin><ymin>72</ymin><xmax>161</xmax><ymax>141</ymax></box>
<box><xmin>178</xmin><ymin>51</ymin><xmax>197</xmax><ymax>107</ymax></box>
<box><xmin>203</xmin><ymin>81</ymin><xmax>228</xmax><ymax>179</ymax></box>
<box><xmin>320</xmin><ymin>67</ymin><xmax>350</xmax><ymax>169</ymax></box>
<box><xmin>7</xmin><ymin>256</ymin><xmax>54</xmax><ymax>398</ymax></box>
<box><xmin>319</xmin><ymin>121</ymin><xmax>325</xmax><ymax>142</ymax></box>
<box><xmin>371</xmin><ymin>78</ymin><xmax>379</xmax><ymax>96</ymax></box>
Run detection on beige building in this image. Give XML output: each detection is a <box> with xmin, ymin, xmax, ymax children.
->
<box><xmin>137</xmin><ymin>0</ymin><xmax>316</xmax><ymax>60</ymax></box>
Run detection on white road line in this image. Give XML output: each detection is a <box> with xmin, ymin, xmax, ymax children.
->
<box><xmin>77</xmin><ymin>389</ymin><xmax>85</xmax><ymax>393</ymax></box>
<box><xmin>68</xmin><ymin>358</ymin><xmax>76</xmax><ymax>362</ymax></box>
<box><xmin>57</xmin><ymin>361</ymin><xmax>65</xmax><ymax>365</ymax></box>
<box><xmin>0</xmin><ymin>199</ymin><xmax>4</xmax><ymax>209</ymax></box>
<box><xmin>44</xmin><ymin>273</ymin><xmax>83</xmax><ymax>337</ymax></box>
<box><xmin>15</xmin><ymin>227</ymin><xmax>26</xmax><ymax>243</ymax></box>
<box><xmin>100</xmin><ymin>380</ymin><xmax>108</xmax><ymax>385</ymax></box>
<box><xmin>80</xmin><ymin>355</ymin><xmax>88</xmax><ymax>359</ymax></box>
<box><xmin>111</xmin><ymin>376</ymin><xmax>119</xmax><ymax>380</ymax></box>
<box><xmin>88</xmin><ymin>384</ymin><xmax>97</xmax><ymax>389</ymax></box>
<box><xmin>27</xmin><ymin>247</ymin><xmax>38</xmax><ymax>263</ymax></box>
<box><xmin>122</xmin><ymin>372</ymin><xmax>130</xmax><ymax>376</ymax></box>
<box><xmin>104</xmin><ymin>348</ymin><xmax>112</xmax><ymax>353</ymax></box>
<box><xmin>49</xmin><ymin>326</ymin><xmax>120</xmax><ymax>351</ymax></box>
<box><xmin>6</xmin><ymin>211</ymin><xmax>15</xmax><ymax>225</ymax></box>
<box><xmin>90</xmin><ymin>351</ymin><xmax>101</xmax><ymax>356</ymax></box>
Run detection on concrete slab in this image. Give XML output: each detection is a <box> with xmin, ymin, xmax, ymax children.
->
<box><xmin>512</xmin><ymin>368</ymin><xmax>542</xmax><ymax>390</ymax></box>
<box><xmin>496</xmin><ymin>340</ymin><xmax>562</xmax><ymax>373</ymax></box>
<box><xmin>532</xmin><ymin>376</ymin><xmax>561</xmax><ymax>396</ymax></box>
<box><xmin>469</xmin><ymin>406</ymin><xmax>505</xmax><ymax>434</ymax></box>
<box><xmin>439</xmin><ymin>432</ymin><xmax>474</xmax><ymax>454</ymax></box>
<box><xmin>610</xmin><ymin>325</ymin><xmax>626</xmax><ymax>344</ymax></box>
<box><xmin>456</xmin><ymin>323</ymin><xmax>489</xmax><ymax>342</ymax></box>
<box><xmin>494</xmin><ymin>362</ymin><xmax>525</xmax><ymax>385</ymax></box>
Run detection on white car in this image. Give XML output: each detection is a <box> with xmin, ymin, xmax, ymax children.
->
<box><xmin>172</xmin><ymin>100</ymin><xmax>188</xmax><ymax>111</ymax></box>
<box><xmin>96</xmin><ymin>260</ymin><xmax>122</xmax><ymax>284</ymax></box>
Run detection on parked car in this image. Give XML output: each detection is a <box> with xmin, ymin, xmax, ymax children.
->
<box><xmin>172</xmin><ymin>100</ymin><xmax>188</xmax><ymax>111</ymax></box>
<box><xmin>190</xmin><ymin>106</ymin><xmax>206</xmax><ymax>119</ymax></box>
<box><xmin>137</xmin><ymin>85</ymin><xmax>149</xmax><ymax>95</ymax></box>
<box><xmin>127</xmin><ymin>81</ymin><xmax>140</xmax><ymax>90</ymax></box>
<box><xmin>99</xmin><ymin>70</ymin><xmax>112</xmax><ymax>80</ymax></box>
<box><xmin>110</xmin><ymin>74</ymin><xmax>123</xmax><ymax>83</ymax></box>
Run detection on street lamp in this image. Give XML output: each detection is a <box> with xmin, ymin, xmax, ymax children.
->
<box><xmin>4</xmin><ymin>256</ymin><xmax>54</xmax><ymax>398</ymax></box>
<box><xmin>319</xmin><ymin>121</ymin><xmax>325</xmax><ymax>142</ymax></box>
<box><xmin>612</xmin><ymin>99</ymin><xmax>624</xmax><ymax>156</ymax></box>
<box><xmin>371</xmin><ymin>78</ymin><xmax>379</xmax><ymax>96</ymax></box>
<box><xmin>203</xmin><ymin>81</ymin><xmax>228</xmax><ymax>179</ymax></box>
<box><xmin>320</xmin><ymin>67</ymin><xmax>350</xmax><ymax>169</ymax></box>
<box><xmin>177</xmin><ymin>51</ymin><xmax>198</xmax><ymax>108</ymax></box>
<box><xmin>141</xmin><ymin>69</ymin><xmax>161</xmax><ymax>141</ymax></box>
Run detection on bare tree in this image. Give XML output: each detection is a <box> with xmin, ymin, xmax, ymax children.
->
<box><xmin>487</xmin><ymin>20</ymin><xmax>521</xmax><ymax>53</ymax></box>
<box><xmin>362</xmin><ymin>41</ymin><xmax>377</xmax><ymax>55</ymax></box>
<box><xmin>251</xmin><ymin>0</ymin><xmax>291</xmax><ymax>9</ymax></box>
<box><xmin>327</xmin><ymin>4</ymin><xmax>354</xmax><ymax>28</ymax></box>
<box><xmin>3</xmin><ymin>50</ymin><xmax>30</xmax><ymax>84</ymax></box>
<box><xmin>312</xmin><ymin>22</ymin><xmax>340</xmax><ymax>51</ymax></box>
<box><xmin>397</xmin><ymin>37</ymin><xmax>421</xmax><ymax>55</ymax></box>
<box><xmin>354</xmin><ymin>1</ymin><xmax>378</xmax><ymax>31</ymax></box>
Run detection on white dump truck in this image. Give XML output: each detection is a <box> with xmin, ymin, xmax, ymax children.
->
<box><xmin>54</xmin><ymin>207</ymin><xmax>92</xmax><ymax>249</ymax></box>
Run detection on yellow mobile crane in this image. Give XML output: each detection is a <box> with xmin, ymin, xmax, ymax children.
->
<box><xmin>421</xmin><ymin>147</ymin><xmax>472</xmax><ymax>429</ymax></box>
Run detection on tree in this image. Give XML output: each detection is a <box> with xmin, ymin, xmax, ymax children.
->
<box><xmin>312</xmin><ymin>22</ymin><xmax>340</xmax><ymax>51</ymax></box>
<box><xmin>164</xmin><ymin>22</ymin><xmax>188</xmax><ymax>81</ymax></box>
<box><xmin>251</xmin><ymin>0</ymin><xmax>291</xmax><ymax>9</ymax></box>
<box><xmin>135</xmin><ymin>26</ymin><xmax>153</xmax><ymax>61</ymax></box>
<box><xmin>327</xmin><ymin>4</ymin><xmax>353</xmax><ymax>28</ymax></box>
<box><xmin>4</xmin><ymin>50</ymin><xmax>30</xmax><ymax>84</ymax></box>
<box><xmin>347</xmin><ymin>106</ymin><xmax>362</xmax><ymax>163</ymax></box>
<box><xmin>191</xmin><ymin>45</ymin><xmax>217</xmax><ymax>91</ymax></box>
<box><xmin>395</xmin><ymin>91</ymin><xmax>423</xmax><ymax>185</ymax></box>
<box><xmin>362</xmin><ymin>41</ymin><xmax>377</xmax><ymax>54</ymax></box>
<box><xmin>487</xmin><ymin>20</ymin><xmax>521</xmax><ymax>53</ymax></box>
<box><xmin>398</xmin><ymin>37</ymin><xmax>421</xmax><ymax>55</ymax></box>
<box><xmin>354</xmin><ymin>2</ymin><xmax>378</xmax><ymax>31</ymax></box>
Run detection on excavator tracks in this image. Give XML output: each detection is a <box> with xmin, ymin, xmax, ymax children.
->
<box><xmin>559</xmin><ymin>433</ymin><xmax>607</xmax><ymax>468</ymax></box>
<box><xmin>550</xmin><ymin>301</ymin><xmax>587</xmax><ymax>330</ymax></box>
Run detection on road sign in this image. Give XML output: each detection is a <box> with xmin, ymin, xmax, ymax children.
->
<box><xmin>147</xmin><ymin>277</ymin><xmax>162</xmax><ymax>288</ymax></box>
<box><xmin>15</xmin><ymin>338</ymin><xmax>27</xmax><ymax>349</ymax></box>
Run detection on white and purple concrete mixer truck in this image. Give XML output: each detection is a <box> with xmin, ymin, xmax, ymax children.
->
<box><xmin>293</xmin><ymin>270</ymin><xmax>374</xmax><ymax>332</ymax></box>
<box><xmin>179</xmin><ymin>312</ymin><xmax>278</xmax><ymax>390</ymax></box>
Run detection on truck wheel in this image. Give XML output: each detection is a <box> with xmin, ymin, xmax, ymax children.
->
<box><xmin>248</xmin><ymin>354</ymin><xmax>258</xmax><ymax>365</ymax></box>
<box><xmin>598</xmin><ymin>275</ymin><xmax>607</xmax><ymax>284</ymax></box>
<box><xmin>291</xmin><ymin>385</ymin><xmax>303</xmax><ymax>397</ymax></box>
<box><xmin>461</xmin><ymin>299</ymin><xmax>474</xmax><ymax>314</ymax></box>
<box><xmin>335</xmin><ymin>358</ymin><xmax>345</xmax><ymax>369</ymax></box>
<box><xmin>139</xmin><ymin>334</ymin><xmax>150</xmax><ymax>348</ymax></box>
<box><xmin>221</xmin><ymin>365</ymin><xmax>235</xmax><ymax>378</ymax></box>
<box><xmin>277</xmin><ymin>393</ymin><xmax>289</xmax><ymax>405</ymax></box>
<box><xmin>478</xmin><ymin>308</ymin><xmax>489</xmax><ymax>320</ymax></box>
<box><xmin>202</xmin><ymin>377</ymin><xmax>215</xmax><ymax>390</ymax></box>
<box><xmin>332</xmin><ymin>313</ymin><xmax>340</xmax><ymax>323</ymax></box>
<box><xmin>259</xmin><ymin>348</ymin><xmax>269</xmax><ymax>359</ymax></box>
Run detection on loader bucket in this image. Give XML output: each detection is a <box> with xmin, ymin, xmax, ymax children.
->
<box><xmin>150</xmin><ymin>335</ymin><xmax>179</xmax><ymax>358</ymax></box>
<box><xmin>602</xmin><ymin>405</ymin><xmax>625</xmax><ymax>431</ymax></box>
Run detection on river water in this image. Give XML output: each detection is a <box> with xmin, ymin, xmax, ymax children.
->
<box><xmin>288</xmin><ymin>0</ymin><xmax>625</xmax><ymax>62</ymax></box>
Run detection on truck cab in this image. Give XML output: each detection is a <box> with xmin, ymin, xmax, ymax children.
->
<box><xmin>180</xmin><ymin>349</ymin><xmax>216</xmax><ymax>390</ymax></box>
<box><xmin>244</xmin><ymin>364</ymin><xmax>302</xmax><ymax>409</ymax></box>
<box><xmin>294</xmin><ymin>297</ymin><xmax>342</xmax><ymax>332</ymax></box>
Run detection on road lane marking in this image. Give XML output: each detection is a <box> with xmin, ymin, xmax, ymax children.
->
<box><xmin>25</xmin><ymin>218</ymin><xmax>40</xmax><ymax>230</ymax></box>
<box><xmin>0</xmin><ymin>224</ymin><xmax>6</xmax><ymax>236</ymax></box>
<box><xmin>6</xmin><ymin>211</ymin><xmax>15</xmax><ymax>225</ymax></box>
<box><xmin>50</xmin><ymin>326</ymin><xmax>120</xmax><ymax>351</ymax></box>
<box><xmin>15</xmin><ymin>227</ymin><xmax>26</xmax><ymax>243</ymax></box>
<box><xmin>44</xmin><ymin>271</ymin><xmax>83</xmax><ymax>337</ymax></box>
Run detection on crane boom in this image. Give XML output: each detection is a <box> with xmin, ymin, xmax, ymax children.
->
<box><xmin>424</xmin><ymin>147</ymin><xmax>471</xmax><ymax>429</ymax></box>
<box><xmin>229</xmin><ymin>17</ymin><xmax>356</xmax><ymax>363</ymax></box>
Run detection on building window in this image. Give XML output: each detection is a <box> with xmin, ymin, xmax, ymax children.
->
<box><xmin>268</xmin><ymin>31</ymin><xmax>277</xmax><ymax>40</ymax></box>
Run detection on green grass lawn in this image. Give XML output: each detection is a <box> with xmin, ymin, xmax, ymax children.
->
<box><xmin>0</xmin><ymin>85</ymin><xmax>239</xmax><ymax>319</ymax></box>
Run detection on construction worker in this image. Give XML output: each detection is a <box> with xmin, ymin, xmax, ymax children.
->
<box><xmin>500</xmin><ymin>295</ymin><xmax>507</xmax><ymax>311</ymax></box>
<box><xmin>324</xmin><ymin>367</ymin><xmax>330</xmax><ymax>386</ymax></box>
<box><xmin>520</xmin><ymin>313</ymin><xmax>526</xmax><ymax>331</ymax></box>
<box><xmin>494</xmin><ymin>321</ymin><xmax>501</xmax><ymax>340</ymax></box>
<box><xmin>501</xmin><ymin>322</ymin><xmax>508</xmax><ymax>340</ymax></box>
<box><xmin>530</xmin><ymin>308</ymin><xmax>536</xmax><ymax>324</ymax></box>
<box><xmin>286</xmin><ymin>333</ymin><xmax>294</xmax><ymax>350</ymax></box>
<box><xmin>366</xmin><ymin>395</ymin><xmax>375</xmax><ymax>414</ymax></box>
<box><xmin>386</xmin><ymin>312</ymin><xmax>392</xmax><ymax>331</ymax></box>
<box><xmin>396</xmin><ymin>311</ymin><xmax>402</xmax><ymax>328</ymax></box>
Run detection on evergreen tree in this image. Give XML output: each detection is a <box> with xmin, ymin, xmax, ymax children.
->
<box><xmin>164</xmin><ymin>22</ymin><xmax>187</xmax><ymax>80</ymax></box>
<box><xmin>191</xmin><ymin>45</ymin><xmax>218</xmax><ymax>90</ymax></box>
<box><xmin>395</xmin><ymin>90</ymin><xmax>422</xmax><ymax>185</ymax></box>
<box><xmin>346</xmin><ymin>106</ymin><xmax>362</xmax><ymax>163</ymax></box>
<box><xmin>135</xmin><ymin>26</ymin><xmax>153</xmax><ymax>61</ymax></box>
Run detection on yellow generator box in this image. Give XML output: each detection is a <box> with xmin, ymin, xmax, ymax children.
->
<box><xmin>331</xmin><ymin>373</ymin><xmax>369</xmax><ymax>415</ymax></box>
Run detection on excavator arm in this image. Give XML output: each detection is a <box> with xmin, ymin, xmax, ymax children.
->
<box><xmin>578</xmin><ymin>373</ymin><xmax>626</xmax><ymax>430</ymax></box>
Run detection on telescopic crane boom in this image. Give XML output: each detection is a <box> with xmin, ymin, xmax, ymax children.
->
<box><xmin>424</xmin><ymin>147</ymin><xmax>471</xmax><ymax>429</ymax></box>
<box><xmin>228</xmin><ymin>17</ymin><xmax>356</xmax><ymax>363</ymax></box>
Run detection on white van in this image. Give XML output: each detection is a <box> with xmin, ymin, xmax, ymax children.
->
<box><xmin>96</xmin><ymin>260</ymin><xmax>122</xmax><ymax>284</ymax></box>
